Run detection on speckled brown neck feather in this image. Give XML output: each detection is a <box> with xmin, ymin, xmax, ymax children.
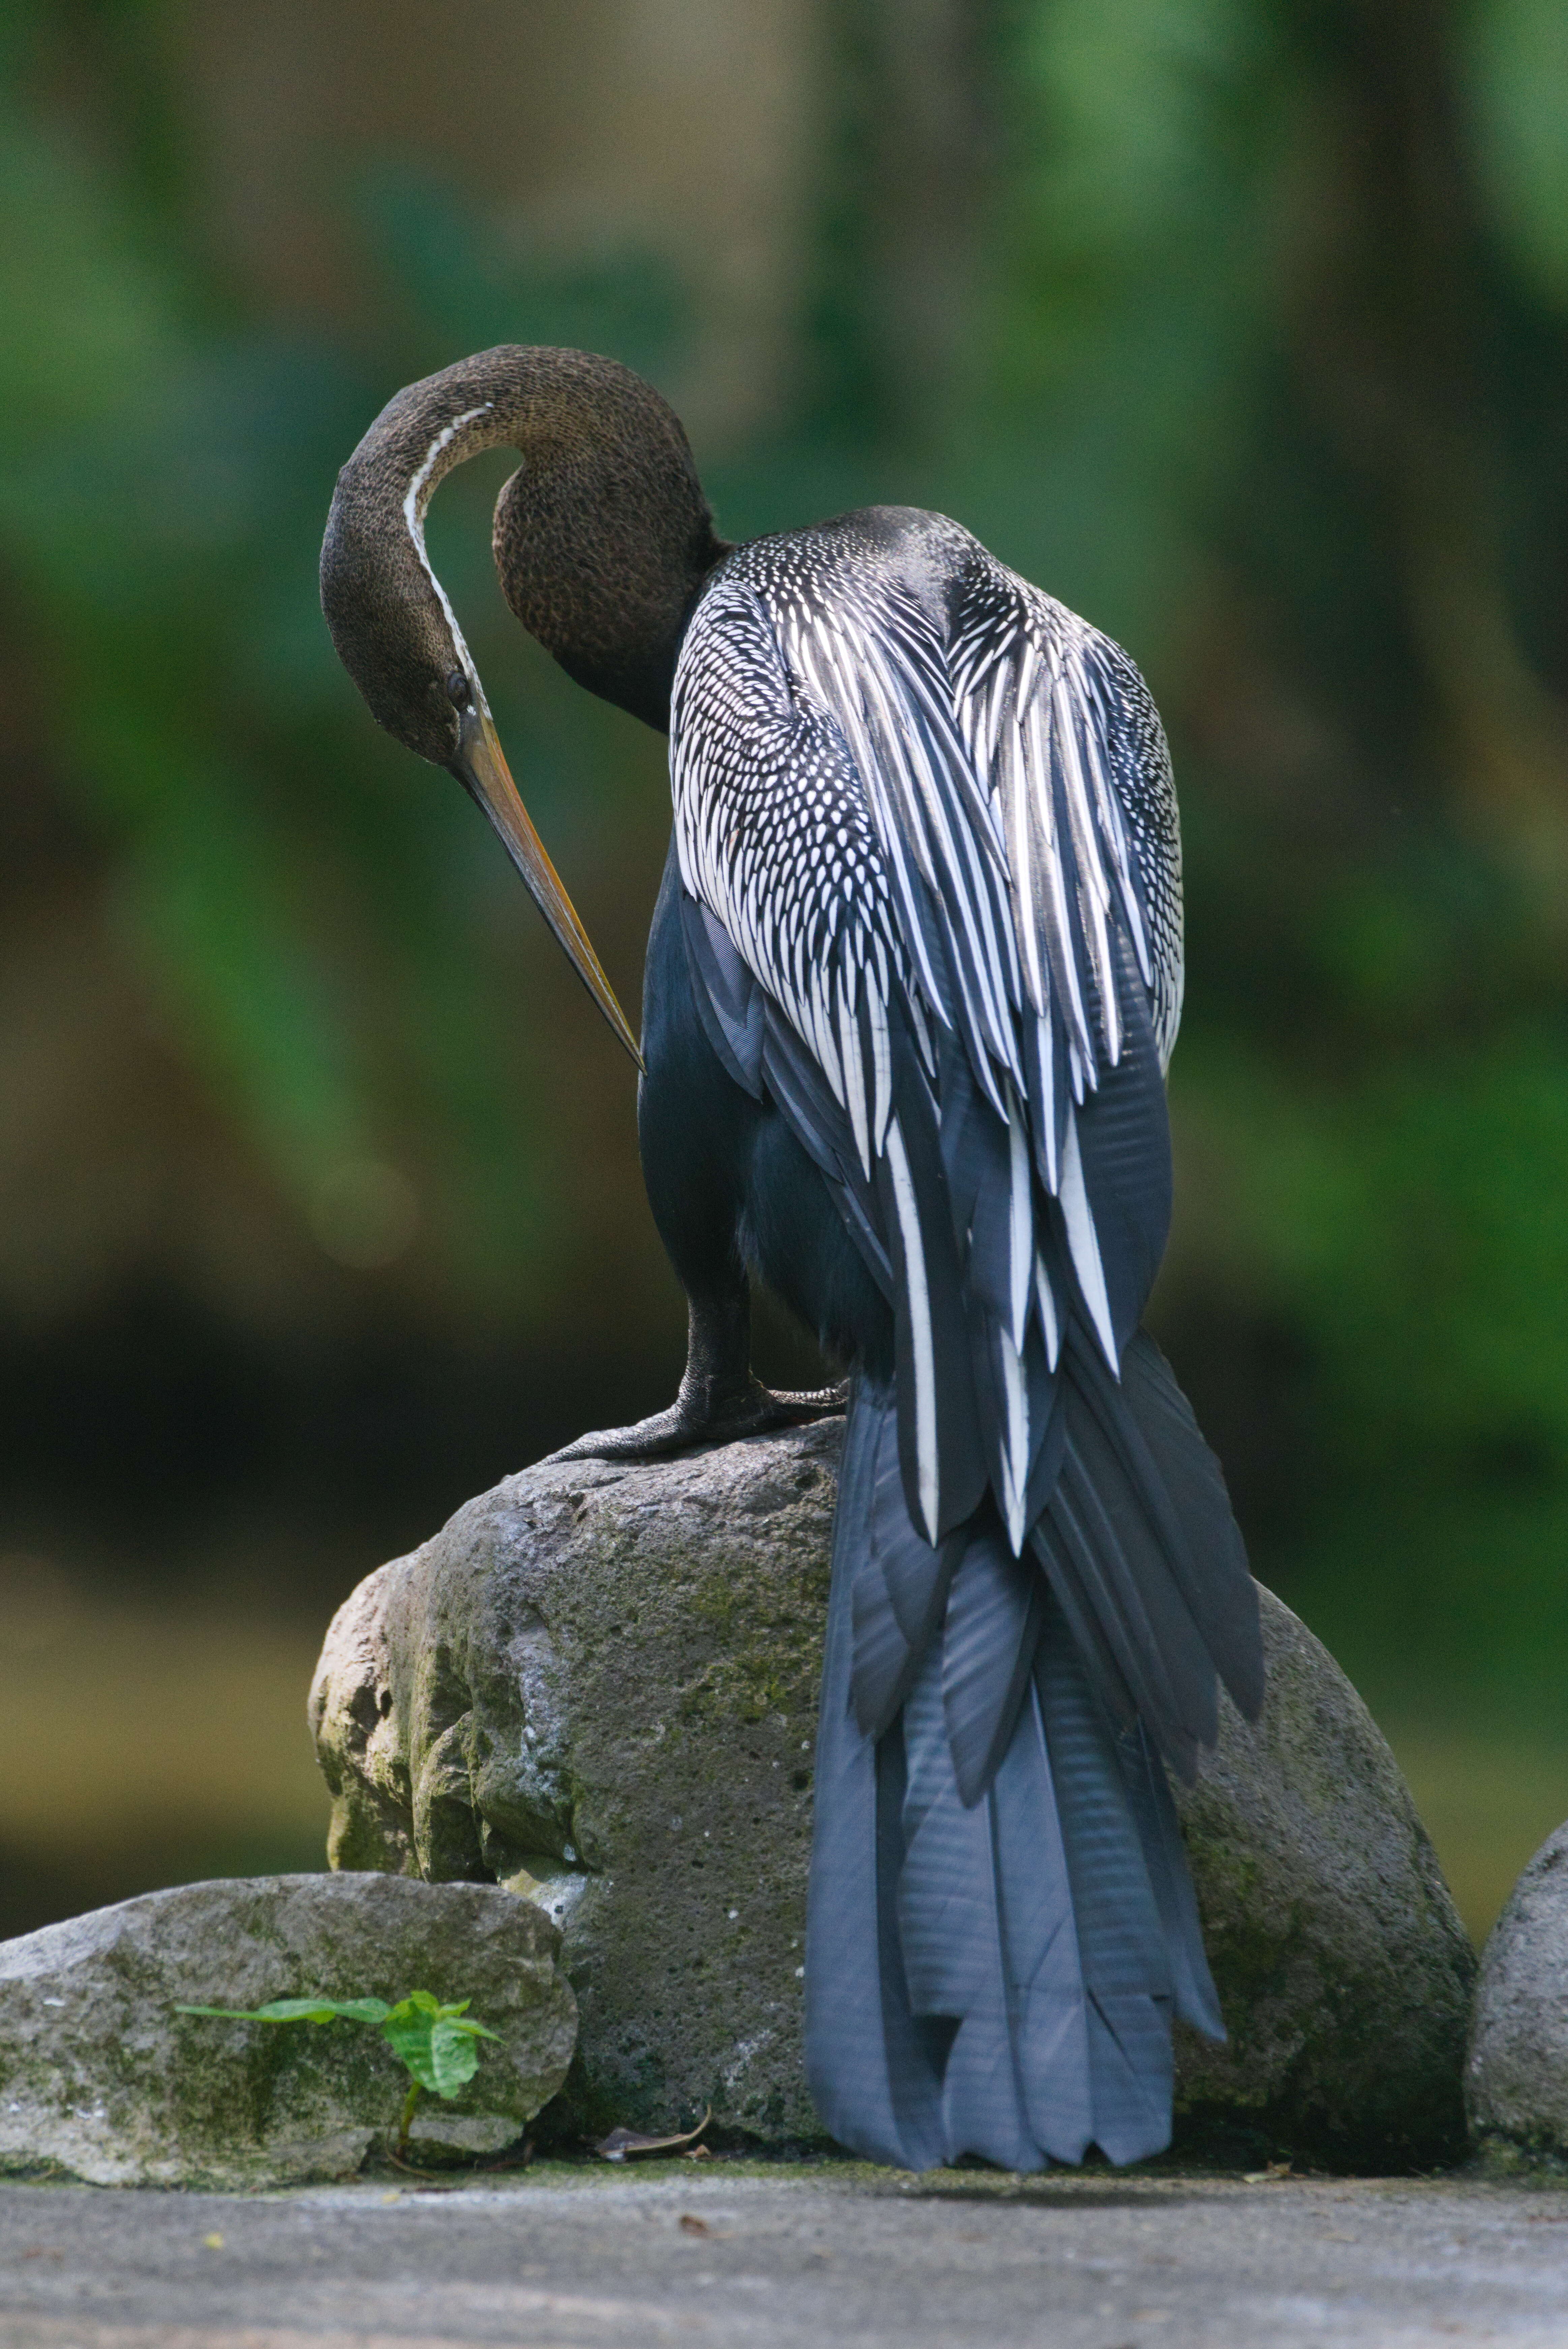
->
<box><xmin>320</xmin><ymin>346</ymin><xmax>728</xmax><ymax>756</ymax></box>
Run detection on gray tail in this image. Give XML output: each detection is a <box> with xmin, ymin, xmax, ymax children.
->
<box><xmin>805</xmin><ymin>1341</ymin><xmax>1255</xmax><ymax>2171</ymax></box>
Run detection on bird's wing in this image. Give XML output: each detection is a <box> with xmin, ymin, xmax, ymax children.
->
<box><xmin>947</xmin><ymin>559</ymin><xmax>1184</xmax><ymax>1082</ymax></box>
<box><xmin>671</xmin><ymin>545</ymin><xmax>1177</xmax><ymax>1550</ymax></box>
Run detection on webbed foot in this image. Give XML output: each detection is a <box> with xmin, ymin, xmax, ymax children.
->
<box><xmin>548</xmin><ymin>1376</ymin><xmax>847</xmax><ymax>1465</ymax></box>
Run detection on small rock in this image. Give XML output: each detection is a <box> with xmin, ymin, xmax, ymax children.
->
<box><xmin>311</xmin><ymin>1421</ymin><xmax>1475</xmax><ymax>2168</ymax></box>
<box><xmin>0</xmin><ymin>1873</ymin><xmax>576</xmax><ymax>2188</ymax></box>
<box><xmin>1467</xmin><ymin>1820</ymin><xmax>1568</xmax><ymax>2163</ymax></box>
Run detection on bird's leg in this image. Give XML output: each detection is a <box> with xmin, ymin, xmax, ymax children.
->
<box><xmin>549</xmin><ymin>1282</ymin><xmax>846</xmax><ymax>1464</ymax></box>
<box><xmin>554</xmin><ymin>852</ymin><xmax>845</xmax><ymax>1466</ymax></box>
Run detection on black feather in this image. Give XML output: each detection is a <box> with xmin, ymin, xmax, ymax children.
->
<box><xmin>1120</xmin><ymin>1331</ymin><xmax>1264</xmax><ymax>1719</ymax></box>
<box><xmin>850</xmin><ymin>1391</ymin><xmax>959</xmax><ymax>1739</ymax></box>
<box><xmin>678</xmin><ymin>891</ymin><xmax>766</xmax><ymax>1098</ymax></box>
<box><xmin>941</xmin><ymin>1518</ymin><xmax>1046</xmax><ymax>1806</ymax></box>
<box><xmin>1070</xmin><ymin>948</ymin><xmax>1171</xmax><ymax>1354</ymax></box>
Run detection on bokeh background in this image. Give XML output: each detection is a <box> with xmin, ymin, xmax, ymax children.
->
<box><xmin>3</xmin><ymin>0</ymin><xmax>1567</xmax><ymax>1945</ymax></box>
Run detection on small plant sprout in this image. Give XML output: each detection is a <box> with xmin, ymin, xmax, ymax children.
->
<box><xmin>176</xmin><ymin>1991</ymin><xmax>501</xmax><ymax>2157</ymax></box>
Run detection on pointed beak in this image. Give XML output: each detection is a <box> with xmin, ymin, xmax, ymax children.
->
<box><xmin>451</xmin><ymin>705</ymin><xmax>644</xmax><ymax>1072</ymax></box>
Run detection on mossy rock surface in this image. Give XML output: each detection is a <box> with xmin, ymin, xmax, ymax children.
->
<box><xmin>311</xmin><ymin>1420</ymin><xmax>1474</xmax><ymax>2168</ymax></box>
<box><xmin>0</xmin><ymin>1873</ymin><xmax>575</xmax><ymax>2187</ymax></box>
<box><xmin>313</xmin><ymin>1425</ymin><xmax>837</xmax><ymax>2148</ymax></box>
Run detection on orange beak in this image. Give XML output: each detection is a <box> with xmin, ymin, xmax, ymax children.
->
<box><xmin>452</xmin><ymin>704</ymin><xmax>643</xmax><ymax>1073</ymax></box>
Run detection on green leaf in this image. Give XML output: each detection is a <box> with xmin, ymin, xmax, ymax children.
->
<box><xmin>428</xmin><ymin>2018</ymin><xmax>483</xmax><ymax>2098</ymax></box>
<box><xmin>379</xmin><ymin>1993</ymin><xmax>496</xmax><ymax>2096</ymax></box>
<box><xmin>176</xmin><ymin>1997</ymin><xmax>392</xmax><ymax>2026</ymax></box>
<box><xmin>380</xmin><ymin>2001</ymin><xmax>443</xmax><ymax>2094</ymax></box>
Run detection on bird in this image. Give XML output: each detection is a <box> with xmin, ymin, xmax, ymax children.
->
<box><xmin>321</xmin><ymin>344</ymin><xmax>1265</xmax><ymax>2173</ymax></box>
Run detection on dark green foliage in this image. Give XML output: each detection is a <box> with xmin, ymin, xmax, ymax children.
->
<box><xmin>3</xmin><ymin>0</ymin><xmax>1568</xmax><ymax>1756</ymax></box>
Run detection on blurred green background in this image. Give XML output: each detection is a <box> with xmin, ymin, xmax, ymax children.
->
<box><xmin>2</xmin><ymin>0</ymin><xmax>1567</xmax><ymax>1946</ymax></box>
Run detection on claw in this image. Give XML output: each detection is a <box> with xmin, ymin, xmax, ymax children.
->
<box><xmin>547</xmin><ymin>1378</ymin><xmax>847</xmax><ymax>1466</ymax></box>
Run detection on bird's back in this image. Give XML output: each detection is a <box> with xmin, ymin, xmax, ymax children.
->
<box><xmin>675</xmin><ymin>506</ymin><xmax>1188</xmax><ymax>1550</ymax></box>
<box><xmin>694</xmin><ymin>503</ymin><xmax>1183</xmax><ymax>1055</ymax></box>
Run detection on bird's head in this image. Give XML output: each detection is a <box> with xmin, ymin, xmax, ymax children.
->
<box><xmin>320</xmin><ymin>347</ymin><xmax>725</xmax><ymax>1069</ymax></box>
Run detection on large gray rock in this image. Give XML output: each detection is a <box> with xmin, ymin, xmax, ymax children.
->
<box><xmin>0</xmin><ymin>1873</ymin><xmax>575</xmax><ymax>2187</ymax></box>
<box><xmin>1466</xmin><ymin>1820</ymin><xmax>1568</xmax><ymax>2163</ymax></box>
<box><xmin>311</xmin><ymin>1420</ymin><xmax>1475</xmax><ymax>2168</ymax></box>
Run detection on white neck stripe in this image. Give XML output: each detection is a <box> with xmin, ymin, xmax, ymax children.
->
<box><xmin>401</xmin><ymin>403</ymin><xmax>495</xmax><ymax>688</ymax></box>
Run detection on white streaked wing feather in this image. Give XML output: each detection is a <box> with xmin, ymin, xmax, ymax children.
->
<box><xmin>670</xmin><ymin>528</ymin><xmax>1183</xmax><ymax>1554</ymax></box>
<box><xmin>885</xmin><ymin>1118</ymin><xmax>940</xmax><ymax>1543</ymax></box>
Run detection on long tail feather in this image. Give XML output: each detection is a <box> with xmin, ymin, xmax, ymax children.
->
<box><xmin>940</xmin><ymin>1520</ymin><xmax>1045</xmax><ymax>1808</ymax></box>
<box><xmin>806</xmin><ymin>1369</ymin><xmax>1244</xmax><ymax>2172</ymax></box>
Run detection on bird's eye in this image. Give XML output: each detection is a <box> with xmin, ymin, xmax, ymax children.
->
<box><xmin>446</xmin><ymin>669</ymin><xmax>471</xmax><ymax>707</ymax></box>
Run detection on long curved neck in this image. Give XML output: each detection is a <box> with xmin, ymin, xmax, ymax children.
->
<box><xmin>489</xmin><ymin>354</ymin><xmax>729</xmax><ymax>730</ymax></box>
<box><xmin>337</xmin><ymin>347</ymin><xmax>728</xmax><ymax>735</ymax></box>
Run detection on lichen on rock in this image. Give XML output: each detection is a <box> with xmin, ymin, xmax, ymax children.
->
<box><xmin>311</xmin><ymin>1419</ymin><xmax>1475</xmax><ymax>2168</ymax></box>
<box><xmin>0</xmin><ymin>1873</ymin><xmax>575</xmax><ymax>2188</ymax></box>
